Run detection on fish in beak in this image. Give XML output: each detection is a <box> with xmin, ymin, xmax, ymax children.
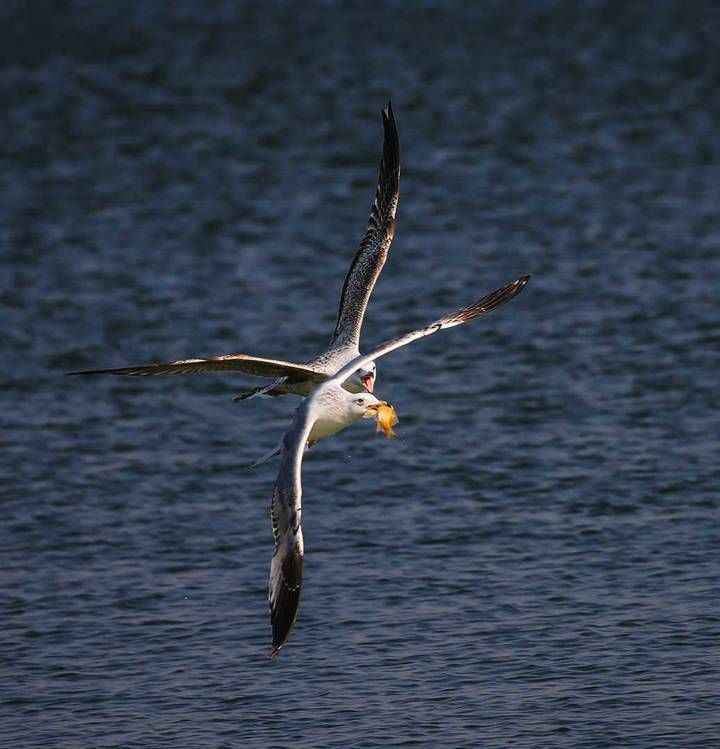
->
<box><xmin>360</xmin><ymin>372</ymin><xmax>375</xmax><ymax>393</ymax></box>
<box><xmin>367</xmin><ymin>401</ymin><xmax>398</xmax><ymax>439</ymax></box>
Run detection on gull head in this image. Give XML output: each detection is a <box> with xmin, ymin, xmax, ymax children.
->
<box><xmin>344</xmin><ymin>362</ymin><xmax>376</xmax><ymax>394</ymax></box>
<box><xmin>347</xmin><ymin>392</ymin><xmax>383</xmax><ymax>420</ymax></box>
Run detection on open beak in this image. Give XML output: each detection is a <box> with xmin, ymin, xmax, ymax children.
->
<box><xmin>365</xmin><ymin>400</ymin><xmax>387</xmax><ymax>415</ymax></box>
<box><xmin>361</xmin><ymin>373</ymin><xmax>375</xmax><ymax>393</ymax></box>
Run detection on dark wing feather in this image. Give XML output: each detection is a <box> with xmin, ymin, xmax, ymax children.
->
<box><xmin>267</xmin><ymin>416</ymin><xmax>313</xmax><ymax>657</ymax></box>
<box><xmin>67</xmin><ymin>354</ymin><xmax>327</xmax><ymax>382</ymax></box>
<box><xmin>330</xmin><ymin>101</ymin><xmax>400</xmax><ymax>349</ymax></box>
<box><xmin>268</xmin><ymin>492</ymin><xmax>303</xmax><ymax>658</ymax></box>
<box><xmin>326</xmin><ymin>275</ymin><xmax>531</xmax><ymax>387</ymax></box>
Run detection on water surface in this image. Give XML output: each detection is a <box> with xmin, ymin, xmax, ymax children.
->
<box><xmin>2</xmin><ymin>2</ymin><xmax>719</xmax><ymax>747</ymax></box>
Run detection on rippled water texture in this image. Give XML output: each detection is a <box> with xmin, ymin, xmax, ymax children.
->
<box><xmin>2</xmin><ymin>1</ymin><xmax>719</xmax><ymax>747</ymax></box>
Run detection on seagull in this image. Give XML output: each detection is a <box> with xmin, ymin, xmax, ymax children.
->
<box><xmin>68</xmin><ymin>102</ymin><xmax>401</xmax><ymax>400</ymax></box>
<box><xmin>266</xmin><ymin>274</ymin><xmax>530</xmax><ymax>657</ymax></box>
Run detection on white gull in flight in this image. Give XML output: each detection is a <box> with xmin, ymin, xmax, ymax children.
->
<box><xmin>266</xmin><ymin>274</ymin><xmax>530</xmax><ymax>656</ymax></box>
<box><xmin>69</xmin><ymin>102</ymin><xmax>401</xmax><ymax>399</ymax></box>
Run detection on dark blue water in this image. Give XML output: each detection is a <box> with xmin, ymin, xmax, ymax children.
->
<box><xmin>2</xmin><ymin>2</ymin><xmax>719</xmax><ymax>746</ymax></box>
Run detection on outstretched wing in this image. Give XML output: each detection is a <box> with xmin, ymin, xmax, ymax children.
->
<box><xmin>268</xmin><ymin>404</ymin><xmax>315</xmax><ymax>657</ymax></box>
<box><xmin>329</xmin><ymin>101</ymin><xmax>400</xmax><ymax>349</ymax></box>
<box><xmin>326</xmin><ymin>275</ymin><xmax>531</xmax><ymax>387</ymax></box>
<box><xmin>67</xmin><ymin>354</ymin><xmax>327</xmax><ymax>382</ymax></box>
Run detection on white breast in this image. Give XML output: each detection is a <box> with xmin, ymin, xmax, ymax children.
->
<box><xmin>306</xmin><ymin>386</ymin><xmax>360</xmax><ymax>443</ymax></box>
<box><xmin>308</xmin><ymin>412</ymin><xmax>351</xmax><ymax>442</ymax></box>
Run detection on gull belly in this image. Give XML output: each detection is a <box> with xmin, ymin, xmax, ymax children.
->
<box><xmin>307</xmin><ymin>412</ymin><xmax>354</xmax><ymax>443</ymax></box>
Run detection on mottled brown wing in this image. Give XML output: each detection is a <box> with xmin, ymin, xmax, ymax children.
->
<box><xmin>326</xmin><ymin>275</ymin><xmax>532</xmax><ymax>387</ymax></box>
<box><xmin>68</xmin><ymin>353</ymin><xmax>327</xmax><ymax>382</ymax></box>
<box><xmin>330</xmin><ymin>101</ymin><xmax>400</xmax><ymax>348</ymax></box>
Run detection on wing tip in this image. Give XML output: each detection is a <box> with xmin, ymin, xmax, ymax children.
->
<box><xmin>381</xmin><ymin>100</ymin><xmax>398</xmax><ymax>152</ymax></box>
<box><xmin>269</xmin><ymin>603</ymin><xmax>299</xmax><ymax>659</ymax></box>
<box><xmin>439</xmin><ymin>273</ymin><xmax>532</xmax><ymax>326</ymax></box>
<box><xmin>512</xmin><ymin>274</ymin><xmax>531</xmax><ymax>297</ymax></box>
<box><xmin>66</xmin><ymin>368</ymin><xmax>119</xmax><ymax>376</ymax></box>
<box><xmin>268</xmin><ymin>533</ymin><xmax>304</xmax><ymax>658</ymax></box>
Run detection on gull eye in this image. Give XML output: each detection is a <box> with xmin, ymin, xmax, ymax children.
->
<box><xmin>355</xmin><ymin>398</ymin><xmax>365</xmax><ymax>405</ymax></box>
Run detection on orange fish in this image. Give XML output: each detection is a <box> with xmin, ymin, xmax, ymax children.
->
<box><xmin>370</xmin><ymin>402</ymin><xmax>398</xmax><ymax>439</ymax></box>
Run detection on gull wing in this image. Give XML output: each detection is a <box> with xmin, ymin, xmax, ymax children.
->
<box><xmin>326</xmin><ymin>275</ymin><xmax>531</xmax><ymax>387</ymax></box>
<box><xmin>329</xmin><ymin>101</ymin><xmax>400</xmax><ymax>349</ymax></box>
<box><xmin>67</xmin><ymin>354</ymin><xmax>327</xmax><ymax>382</ymax></box>
<box><xmin>268</xmin><ymin>403</ymin><xmax>315</xmax><ymax>657</ymax></box>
